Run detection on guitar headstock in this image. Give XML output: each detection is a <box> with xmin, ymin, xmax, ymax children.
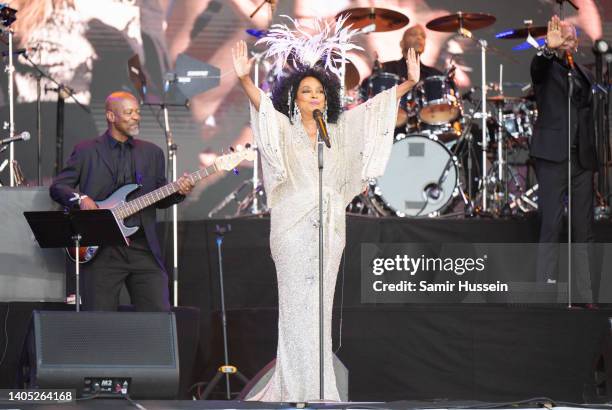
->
<box><xmin>214</xmin><ymin>146</ymin><xmax>256</xmax><ymax>171</ymax></box>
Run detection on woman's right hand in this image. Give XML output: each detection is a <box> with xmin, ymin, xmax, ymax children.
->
<box><xmin>232</xmin><ymin>40</ymin><xmax>254</xmax><ymax>79</ymax></box>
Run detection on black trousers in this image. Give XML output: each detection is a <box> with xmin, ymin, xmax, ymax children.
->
<box><xmin>81</xmin><ymin>235</ymin><xmax>170</xmax><ymax>311</ymax></box>
<box><xmin>534</xmin><ymin>154</ymin><xmax>594</xmax><ymax>300</ymax></box>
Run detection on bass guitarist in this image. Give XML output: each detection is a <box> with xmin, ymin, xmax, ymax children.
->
<box><xmin>50</xmin><ymin>91</ymin><xmax>195</xmax><ymax>312</ymax></box>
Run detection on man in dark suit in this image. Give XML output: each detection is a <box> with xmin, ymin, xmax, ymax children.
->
<box><xmin>530</xmin><ymin>16</ymin><xmax>596</xmax><ymax>301</ymax></box>
<box><xmin>50</xmin><ymin>91</ymin><xmax>195</xmax><ymax>311</ymax></box>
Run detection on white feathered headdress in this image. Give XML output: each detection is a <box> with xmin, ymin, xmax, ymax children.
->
<box><xmin>255</xmin><ymin>14</ymin><xmax>363</xmax><ymax>78</ymax></box>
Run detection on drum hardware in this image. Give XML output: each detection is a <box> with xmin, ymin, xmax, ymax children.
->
<box><xmin>426</xmin><ymin>12</ymin><xmax>497</xmax><ymax>211</ymax></box>
<box><xmin>449</xmin><ymin>114</ymin><xmax>478</xmax><ymax>215</ymax></box>
<box><xmin>509</xmin><ymin>184</ymin><xmax>538</xmax><ymax>213</ymax></box>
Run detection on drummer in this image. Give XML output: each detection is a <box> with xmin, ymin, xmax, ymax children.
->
<box><xmin>382</xmin><ymin>24</ymin><xmax>442</xmax><ymax>83</ymax></box>
<box><xmin>383</xmin><ymin>24</ymin><xmax>445</xmax><ymax>129</ymax></box>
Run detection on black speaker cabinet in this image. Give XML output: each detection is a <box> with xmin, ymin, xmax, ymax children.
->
<box><xmin>25</xmin><ymin>311</ymin><xmax>179</xmax><ymax>399</ymax></box>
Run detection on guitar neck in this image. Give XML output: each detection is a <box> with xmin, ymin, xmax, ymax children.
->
<box><xmin>114</xmin><ymin>163</ymin><xmax>217</xmax><ymax>219</ymax></box>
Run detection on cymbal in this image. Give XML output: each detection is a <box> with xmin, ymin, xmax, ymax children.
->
<box><xmin>344</xmin><ymin>59</ymin><xmax>360</xmax><ymax>90</ymax></box>
<box><xmin>496</xmin><ymin>26</ymin><xmax>547</xmax><ymax>40</ymax></box>
<box><xmin>487</xmin><ymin>95</ymin><xmax>525</xmax><ymax>103</ymax></box>
<box><xmin>337</xmin><ymin>7</ymin><xmax>409</xmax><ymax>32</ymax></box>
<box><xmin>426</xmin><ymin>12</ymin><xmax>496</xmax><ymax>33</ymax></box>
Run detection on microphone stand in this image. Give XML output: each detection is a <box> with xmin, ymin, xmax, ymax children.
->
<box><xmin>567</xmin><ymin>64</ymin><xmax>573</xmax><ymax>308</ymax></box>
<box><xmin>163</xmin><ymin>99</ymin><xmax>179</xmax><ymax>308</ymax></box>
<box><xmin>36</xmin><ymin>72</ymin><xmax>41</xmax><ymax>185</ymax></box>
<box><xmin>143</xmin><ymin>85</ymin><xmax>188</xmax><ymax>307</ymax></box>
<box><xmin>454</xmin><ymin>18</ymin><xmax>490</xmax><ymax>212</ymax></box>
<box><xmin>317</xmin><ymin>126</ymin><xmax>325</xmax><ymax>401</ymax></box>
<box><xmin>4</xmin><ymin>27</ymin><xmax>14</xmax><ymax>186</ymax></box>
<box><xmin>20</xmin><ymin>52</ymin><xmax>90</xmax><ymax>180</ymax></box>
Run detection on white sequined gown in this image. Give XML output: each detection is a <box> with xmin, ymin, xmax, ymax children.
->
<box><xmin>248</xmin><ymin>87</ymin><xmax>398</xmax><ymax>402</ymax></box>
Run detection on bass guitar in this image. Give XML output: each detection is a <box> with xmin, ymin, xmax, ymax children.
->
<box><xmin>66</xmin><ymin>147</ymin><xmax>255</xmax><ymax>263</ymax></box>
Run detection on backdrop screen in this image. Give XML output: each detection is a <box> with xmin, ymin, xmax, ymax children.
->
<box><xmin>1</xmin><ymin>0</ymin><xmax>608</xmax><ymax>219</ymax></box>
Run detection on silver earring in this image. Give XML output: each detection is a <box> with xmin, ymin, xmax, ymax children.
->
<box><xmin>323</xmin><ymin>103</ymin><xmax>328</xmax><ymax>122</ymax></box>
<box><xmin>292</xmin><ymin>101</ymin><xmax>301</xmax><ymax>123</ymax></box>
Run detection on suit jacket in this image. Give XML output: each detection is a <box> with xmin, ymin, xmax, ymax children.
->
<box><xmin>50</xmin><ymin>131</ymin><xmax>184</xmax><ymax>269</ymax></box>
<box><xmin>530</xmin><ymin>53</ymin><xmax>597</xmax><ymax>170</ymax></box>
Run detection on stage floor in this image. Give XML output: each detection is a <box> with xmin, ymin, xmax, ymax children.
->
<box><xmin>4</xmin><ymin>399</ymin><xmax>609</xmax><ymax>410</ymax></box>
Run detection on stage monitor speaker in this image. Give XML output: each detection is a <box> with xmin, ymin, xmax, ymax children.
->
<box><xmin>238</xmin><ymin>354</ymin><xmax>348</xmax><ymax>401</ymax></box>
<box><xmin>25</xmin><ymin>311</ymin><xmax>179</xmax><ymax>399</ymax></box>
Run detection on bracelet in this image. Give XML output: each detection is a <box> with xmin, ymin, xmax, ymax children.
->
<box><xmin>69</xmin><ymin>193</ymin><xmax>88</xmax><ymax>206</ymax></box>
<box><xmin>538</xmin><ymin>39</ymin><xmax>556</xmax><ymax>58</ymax></box>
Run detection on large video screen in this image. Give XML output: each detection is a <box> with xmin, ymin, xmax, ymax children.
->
<box><xmin>1</xmin><ymin>0</ymin><xmax>607</xmax><ymax>219</ymax></box>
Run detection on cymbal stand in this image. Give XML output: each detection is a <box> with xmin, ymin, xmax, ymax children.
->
<box><xmin>454</xmin><ymin>18</ymin><xmax>490</xmax><ymax>212</ymax></box>
<box><xmin>3</xmin><ymin>27</ymin><xmax>15</xmax><ymax>186</ymax></box>
<box><xmin>451</xmin><ymin>113</ymin><xmax>479</xmax><ymax>216</ymax></box>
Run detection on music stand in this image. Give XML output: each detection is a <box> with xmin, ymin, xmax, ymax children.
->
<box><xmin>23</xmin><ymin>210</ymin><xmax>127</xmax><ymax>312</ymax></box>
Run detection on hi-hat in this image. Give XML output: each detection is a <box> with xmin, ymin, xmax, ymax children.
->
<box><xmin>336</xmin><ymin>7</ymin><xmax>409</xmax><ymax>32</ymax></box>
<box><xmin>426</xmin><ymin>12</ymin><xmax>496</xmax><ymax>33</ymax></box>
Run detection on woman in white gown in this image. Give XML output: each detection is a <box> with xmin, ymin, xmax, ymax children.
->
<box><xmin>231</xmin><ymin>35</ymin><xmax>420</xmax><ymax>402</ymax></box>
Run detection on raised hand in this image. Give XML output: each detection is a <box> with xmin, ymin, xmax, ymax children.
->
<box><xmin>232</xmin><ymin>40</ymin><xmax>254</xmax><ymax>79</ymax></box>
<box><xmin>406</xmin><ymin>48</ymin><xmax>420</xmax><ymax>84</ymax></box>
<box><xmin>546</xmin><ymin>15</ymin><xmax>564</xmax><ymax>49</ymax></box>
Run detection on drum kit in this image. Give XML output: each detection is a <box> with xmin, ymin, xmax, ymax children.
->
<box><xmin>231</xmin><ymin>7</ymin><xmax>545</xmax><ymax>219</ymax></box>
<box><xmin>343</xmin><ymin>8</ymin><xmax>542</xmax><ymax>218</ymax></box>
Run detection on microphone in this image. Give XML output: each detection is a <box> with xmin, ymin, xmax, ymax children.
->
<box><xmin>312</xmin><ymin>109</ymin><xmax>331</xmax><ymax>149</ymax></box>
<box><xmin>0</xmin><ymin>131</ymin><xmax>30</xmax><ymax>145</ymax></box>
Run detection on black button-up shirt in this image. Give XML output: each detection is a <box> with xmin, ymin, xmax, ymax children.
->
<box><xmin>106</xmin><ymin>133</ymin><xmax>141</xmax><ymax>229</ymax></box>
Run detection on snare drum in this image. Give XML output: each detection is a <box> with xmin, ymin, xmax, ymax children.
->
<box><xmin>415</xmin><ymin>76</ymin><xmax>460</xmax><ymax>125</ymax></box>
<box><xmin>374</xmin><ymin>134</ymin><xmax>459</xmax><ymax>216</ymax></box>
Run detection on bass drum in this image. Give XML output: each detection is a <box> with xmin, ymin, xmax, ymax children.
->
<box><xmin>374</xmin><ymin>134</ymin><xmax>459</xmax><ymax>217</ymax></box>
